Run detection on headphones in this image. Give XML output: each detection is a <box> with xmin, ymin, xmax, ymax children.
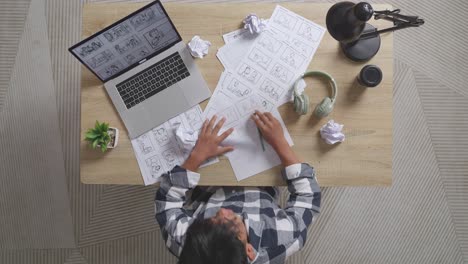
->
<box><xmin>293</xmin><ymin>71</ymin><xmax>338</xmax><ymax>117</ymax></box>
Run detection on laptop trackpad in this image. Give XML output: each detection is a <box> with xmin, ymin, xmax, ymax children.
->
<box><xmin>126</xmin><ymin>83</ymin><xmax>190</xmax><ymax>138</ymax></box>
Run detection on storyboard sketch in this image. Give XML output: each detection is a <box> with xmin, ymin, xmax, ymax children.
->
<box><xmin>260</xmin><ymin>78</ymin><xmax>285</xmax><ymax>102</ymax></box>
<box><xmin>85</xmin><ymin>50</ymin><xmax>114</xmax><ymax>69</ymax></box>
<box><xmin>248</xmin><ymin>48</ymin><xmax>272</xmax><ymax>70</ymax></box>
<box><xmin>203</xmin><ymin>71</ymin><xmax>294</xmax><ymax>181</ymax></box>
<box><xmin>103</xmin><ymin>24</ymin><xmax>131</xmax><ymax>43</ymax></box>
<box><xmin>76</xmin><ymin>37</ymin><xmax>104</xmax><ymax>58</ymax></box>
<box><xmin>131</xmin><ymin>105</ymin><xmax>219</xmax><ymax>185</ymax></box>
<box><xmin>204</xmin><ymin>72</ymin><xmax>268</xmax><ymax>130</ymax></box>
<box><xmin>210</xmin><ymin>6</ymin><xmax>325</xmax><ymax>181</ymax></box>
<box><xmin>216</xmin><ymin>6</ymin><xmax>325</xmax><ymax>107</ymax></box>
<box><xmin>231</xmin><ymin>5</ymin><xmax>325</xmax><ymax>107</ymax></box>
<box><xmin>237</xmin><ymin>63</ymin><xmax>262</xmax><ymax>84</ymax></box>
<box><xmin>226</xmin><ymin>78</ymin><xmax>252</xmax><ymax>98</ymax></box>
<box><xmin>272</xmin><ymin>8</ymin><xmax>298</xmax><ymax>31</ymax></box>
<box><xmin>71</xmin><ymin>3</ymin><xmax>180</xmax><ymax>80</ymax></box>
<box><xmin>214</xmin><ymin>5</ymin><xmax>325</xmax><ymax>115</ymax></box>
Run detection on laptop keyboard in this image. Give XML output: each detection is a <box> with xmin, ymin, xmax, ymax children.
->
<box><xmin>116</xmin><ymin>52</ymin><xmax>190</xmax><ymax>109</ymax></box>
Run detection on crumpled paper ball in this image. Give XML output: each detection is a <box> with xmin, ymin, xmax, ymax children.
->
<box><xmin>175</xmin><ymin>124</ymin><xmax>198</xmax><ymax>154</ymax></box>
<box><xmin>243</xmin><ymin>14</ymin><xmax>267</xmax><ymax>34</ymax></box>
<box><xmin>320</xmin><ymin>120</ymin><xmax>345</xmax><ymax>145</ymax></box>
<box><xmin>187</xmin><ymin>35</ymin><xmax>211</xmax><ymax>58</ymax></box>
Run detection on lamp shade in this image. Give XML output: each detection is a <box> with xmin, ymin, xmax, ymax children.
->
<box><xmin>326</xmin><ymin>2</ymin><xmax>374</xmax><ymax>43</ymax></box>
<box><xmin>326</xmin><ymin>1</ymin><xmax>380</xmax><ymax>61</ymax></box>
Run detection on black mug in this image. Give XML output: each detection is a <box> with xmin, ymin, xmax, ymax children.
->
<box><xmin>357</xmin><ymin>65</ymin><xmax>382</xmax><ymax>88</ymax></box>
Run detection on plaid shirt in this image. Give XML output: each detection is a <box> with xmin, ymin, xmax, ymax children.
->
<box><xmin>155</xmin><ymin>163</ymin><xmax>321</xmax><ymax>264</ymax></box>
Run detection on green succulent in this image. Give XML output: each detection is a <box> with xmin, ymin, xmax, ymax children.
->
<box><xmin>85</xmin><ymin>121</ymin><xmax>111</xmax><ymax>152</ymax></box>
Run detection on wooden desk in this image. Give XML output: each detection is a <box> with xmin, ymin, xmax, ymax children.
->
<box><xmin>80</xmin><ymin>3</ymin><xmax>393</xmax><ymax>186</ymax></box>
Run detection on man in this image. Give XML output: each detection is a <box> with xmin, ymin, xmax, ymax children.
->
<box><xmin>155</xmin><ymin>111</ymin><xmax>321</xmax><ymax>264</ymax></box>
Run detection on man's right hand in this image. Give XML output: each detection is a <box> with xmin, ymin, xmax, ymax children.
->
<box><xmin>252</xmin><ymin>110</ymin><xmax>301</xmax><ymax>166</ymax></box>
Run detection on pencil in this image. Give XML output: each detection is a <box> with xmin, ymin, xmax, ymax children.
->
<box><xmin>258</xmin><ymin>128</ymin><xmax>266</xmax><ymax>152</ymax></box>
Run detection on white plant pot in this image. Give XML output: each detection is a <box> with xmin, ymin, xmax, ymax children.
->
<box><xmin>107</xmin><ymin>127</ymin><xmax>119</xmax><ymax>149</ymax></box>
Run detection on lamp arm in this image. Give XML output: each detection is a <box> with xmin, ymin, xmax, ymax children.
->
<box><xmin>359</xmin><ymin>9</ymin><xmax>424</xmax><ymax>40</ymax></box>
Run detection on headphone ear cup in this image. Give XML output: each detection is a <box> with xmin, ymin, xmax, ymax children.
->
<box><xmin>314</xmin><ymin>97</ymin><xmax>334</xmax><ymax>118</ymax></box>
<box><xmin>293</xmin><ymin>94</ymin><xmax>302</xmax><ymax>113</ymax></box>
<box><xmin>300</xmin><ymin>94</ymin><xmax>310</xmax><ymax>115</ymax></box>
<box><xmin>293</xmin><ymin>93</ymin><xmax>310</xmax><ymax>115</ymax></box>
<box><xmin>302</xmin><ymin>94</ymin><xmax>310</xmax><ymax>115</ymax></box>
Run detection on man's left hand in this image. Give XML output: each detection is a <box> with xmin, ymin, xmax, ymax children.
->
<box><xmin>182</xmin><ymin>116</ymin><xmax>234</xmax><ymax>171</ymax></box>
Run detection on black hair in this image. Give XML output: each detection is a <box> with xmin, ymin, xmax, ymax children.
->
<box><xmin>178</xmin><ymin>218</ymin><xmax>248</xmax><ymax>264</ymax></box>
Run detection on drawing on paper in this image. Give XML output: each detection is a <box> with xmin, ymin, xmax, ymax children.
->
<box><xmin>272</xmin><ymin>9</ymin><xmax>297</xmax><ymax>30</ymax></box>
<box><xmin>162</xmin><ymin>148</ymin><xmax>179</xmax><ymax>169</ymax></box>
<box><xmin>270</xmin><ymin>63</ymin><xmax>294</xmax><ymax>84</ymax></box>
<box><xmin>298</xmin><ymin>22</ymin><xmax>322</xmax><ymax>42</ymax></box>
<box><xmin>225</xmin><ymin>78</ymin><xmax>251</xmax><ymax>98</ymax></box>
<box><xmin>114</xmin><ymin>35</ymin><xmax>142</xmax><ymax>55</ymax></box>
<box><xmin>258</xmin><ymin>33</ymin><xmax>282</xmax><ymax>53</ymax></box>
<box><xmin>145</xmin><ymin>155</ymin><xmax>163</xmax><ymax>178</ymax></box>
<box><xmin>136</xmin><ymin>134</ymin><xmax>154</xmax><ymax>154</ymax></box>
<box><xmin>259</xmin><ymin>79</ymin><xmax>285</xmax><ymax>102</ymax></box>
<box><xmin>143</xmin><ymin>22</ymin><xmax>179</xmax><ymax>51</ymax></box>
<box><xmin>280</xmin><ymin>47</ymin><xmax>306</xmax><ymax>69</ymax></box>
<box><xmin>152</xmin><ymin>126</ymin><xmax>170</xmax><ymax>146</ymax></box>
<box><xmin>217</xmin><ymin>71</ymin><xmax>231</xmax><ymax>89</ymax></box>
<box><xmin>248</xmin><ymin>48</ymin><xmax>272</xmax><ymax>70</ymax></box>
<box><xmin>185</xmin><ymin>107</ymin><xmax>203</xmax><ymax>130</ymax></box>
<box><xmin>218</xmin><ymin>106</ymin><xmax>240</xmax><ymax>126</ymax></box>
<box><xmin>77</xmin><ymin>38</ymin><xmax>103</xmax><ymax>57</ymax></box>
<box><xmin>291</xmin><ymin>38</ymin><xmax>312</xmax><ymax>56</ymax></box>
<box><xmin>129</xmin><ymin>8</ymin><xmax>158</xmax><ymax>31</ymax></box>
<box><xmin>237</xmin><ymin>63</ymin><xmax>261</xmax><ymax>84</ymax></box>
<box><xmin>258</xmin><ymin>95</ymin><xmax>275</xmax><ymax>112</ymax></box>
<box><xmin>124</xmin><ymin>47</ymin><xmax>150</xmax><ymax>64</ymax></box>
<box><xmin>87</xmin><ymin>50</ymin><xmax>114</xmax><ymax>69</ymax></box>
<box><xmin>236</xmin><ymin>96</ymin><xmax>261</xmax><ymax>117</ymax></box>
<box><xmin>144</xmin><ymin>28</ymin><xmax>165</xmax><ymax>49</ymax></box>
<box><xmin>103</xmin><ymin>23</ymin><xmax>131</xmax><ymax>43</ymax></box>
<box><xmin>98</xmin><ymin>61</ymin><xmax>124</xmax><ymax>79</ymax></box>
<box><xmin>204</xmin><ymin>107</ymin><xmax>217</xmax><ymax>120</ymax></box>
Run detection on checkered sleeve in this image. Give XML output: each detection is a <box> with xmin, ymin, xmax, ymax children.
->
<box><xmin>154</xmin><ymin>166</ymin><xmax>200</xmax><ymax>257</ymax></box>
<box><xmin>257</xmin><ymin>163</ymin><xmax>321</xmax><ymax>263</ymax></box>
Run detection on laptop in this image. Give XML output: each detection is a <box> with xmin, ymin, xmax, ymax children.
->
<box><xmin>69</xmin><ymin>1</ymin><xmax>211</xmax><ymax>139</ymax></box>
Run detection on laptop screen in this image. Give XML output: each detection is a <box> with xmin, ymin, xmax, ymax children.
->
<box><xmin>69</xmin><ymin>1</ymin><xmax>181</xmax><ymax>82</ymax></box>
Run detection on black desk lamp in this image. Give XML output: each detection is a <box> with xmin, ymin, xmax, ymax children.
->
<box><xmin>326</xmin><ymin>2</ymin><xmax>425</xmax><ymax>61</ymax></box>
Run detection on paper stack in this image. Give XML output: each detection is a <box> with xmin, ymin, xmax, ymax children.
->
<box><xmin>206</xmin><ymin>5</ymin><xmax>326</xmax><ymax>181</ymax></box>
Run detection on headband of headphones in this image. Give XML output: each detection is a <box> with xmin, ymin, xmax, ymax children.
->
<box><xmin>293</xmin><ymin>71</ymin><xmax>338</xmax><ymax>102</ymax></box>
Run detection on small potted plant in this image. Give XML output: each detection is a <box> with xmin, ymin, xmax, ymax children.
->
<box><xmin>84</xmin><ymin>121</ymin><xmax>119</xmax><ymax>152</ymax></box>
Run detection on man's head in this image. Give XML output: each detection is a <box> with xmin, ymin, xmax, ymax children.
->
<box><xmin>179</xmin><ymin>208</ymin><xmax>256</xmax><ymax>264</ymax></box>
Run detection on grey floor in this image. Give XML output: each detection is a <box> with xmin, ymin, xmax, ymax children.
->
<box><xmin>0</xmin><ymin>0</ymin><xmax>467</xmax><ymax>263</ymax></box>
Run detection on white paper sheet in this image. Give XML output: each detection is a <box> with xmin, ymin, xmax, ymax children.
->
<box><xmin>203</xmin><ymin>71</ymin><xmax>276</xmax><ymax>130</ymax></box>
<box><xmin>232</xmin><ymin>5</ymin><xmax>325</xmax><ymax>106</ymax></box>
<box><xmin>218</xmin><ymin>29</ymin><xmax>259</xmax><ymax>70</ymax></box>
<box><xmin>131</xmin><ymin>105</ymin><xmax>218</xmax><ymax>185</ymax></box>
<box><xmin>223</xmin><ymin>109</ymin><xmax>293</xmax><ymax>181</ymax></box>
<box><xmin>217</xmin><ymin>20</ymin><xmax>270</xmax><ymax>70</ymax></box>
<box><xmin>223</xmin><ymin>28</ymin><xmax>254</xmax><ymax>44</ymax></box>
<box><xmin>222</xmin><ymin>20</ymin><xmax>269</xmax><ymax>44</ymax></box>
<box><xmin>203</xmin><ymin>71</ymin><xmax>293</xmax><ymax>181</ymax></box>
